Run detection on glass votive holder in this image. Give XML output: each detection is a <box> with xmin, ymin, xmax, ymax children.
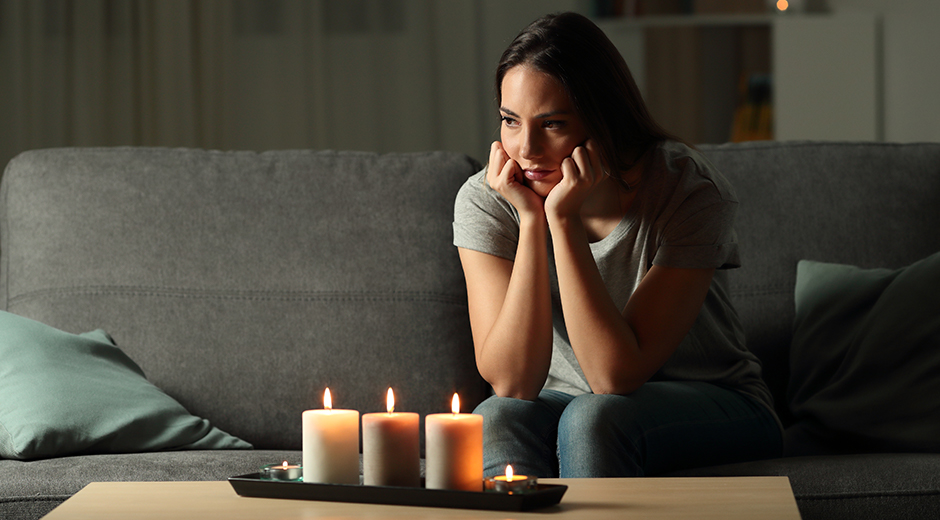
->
<box><xmin>483</xmin><ymin>474</ymin><xmax>538</xmax><ymax>493</ymax></box>
<box><xmin>260</xmin><ymin>462</ymin><xmax>303</xmax><ymax>481</ymax></box>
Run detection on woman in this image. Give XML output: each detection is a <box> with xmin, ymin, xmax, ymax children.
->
<box><xmin>452</xmin><ymin>12</ymin><xmax>782</xmax><ymax>478</ymax></box>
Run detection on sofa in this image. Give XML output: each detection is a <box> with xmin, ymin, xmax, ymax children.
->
<box><xmin>0</xmin><ymin>141</ymin><xmax>937</xmax><ymax>520</ymax></box>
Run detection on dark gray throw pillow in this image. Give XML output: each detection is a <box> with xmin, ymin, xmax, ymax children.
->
<box><xmin>0</xmin><ymin>311</ymin><xmax>251</xmax><ymax>460</ymax></box>
<box><xmin>786</xmin><ymin>251</ymin><xmax>940</xmax><ymax>455</ymax></box>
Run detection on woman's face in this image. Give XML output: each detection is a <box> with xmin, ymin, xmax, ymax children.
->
<box><xmin>499</xmin><ymin>66</ymin><xmax>589</xmax><ymax>198</ymax></box>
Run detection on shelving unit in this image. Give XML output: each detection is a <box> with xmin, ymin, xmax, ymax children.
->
<box><xmin>596</xmin><ymin>13</ymin><xmax>881</xmax><ymax>143</ymax></box>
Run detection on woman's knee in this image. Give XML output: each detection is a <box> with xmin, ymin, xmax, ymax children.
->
<box><xmin>474</xmin><ymin>394</ymin><xmax>564</xmax><ymax>477</ymax></box>
<box><xmin>475</xmin><ymin>390</ymin><xmax>571</xmax><ymax>427</ymax></box>
<box><xmin>557</xmin><ymin>394</ymin><xmax>645</xmax><ymax>477</ymax></box>
<box><xmin>475</xmin><ymin>395</ymin><xmax>543</xmax><ymax>427</ymax></box>
<box><xmin>558</xmin><ymin>394</ymin><xmax>641</xmax><ymax>438</ymax></box>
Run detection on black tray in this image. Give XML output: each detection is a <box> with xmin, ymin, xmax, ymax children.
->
<box><xmin>228</xmin><ymin>473</ymin><xmax>567</xmax><ymax>512</ymax></box>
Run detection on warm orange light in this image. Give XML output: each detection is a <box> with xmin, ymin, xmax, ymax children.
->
<box><xmin>386</xmin><ymin>387</ymin><xmax>395</xmax><ymax>414</ymax></box>
<box><xmin>506</xmin><ymin>465</ymin><xmax>514</xmax><ymax>481</ymax></box>
<box><xmin>281</xmin><ymin>460</ymin><xmax>289</xmax><ymax>468</ymax></box>
<box><xmin>451</xmin><ymin>393</ymin><xmax>460</xmax><ymax>414</ymax></box>
<box><xmin>324</xmin><ymin>387</ymin><xmax>333</xmax><ymax>410</ymax></box>
<box><xmin>776</xmin><ymin>0</ymin><xmax>789</xmax><ymax>11</ymax></box>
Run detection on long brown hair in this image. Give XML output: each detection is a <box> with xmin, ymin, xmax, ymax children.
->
<box><xmin>496</xmin><ymin>12</ymin><xmax>679</xmax><ymax>187</ymax></box>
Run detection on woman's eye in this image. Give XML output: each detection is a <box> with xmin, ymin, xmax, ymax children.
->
<box><xmin>544</xmin><ymin>120</ymin><xmax>566</xmax><ymax>129</ymax></box>
<box><xmin>501</xmin><ymin>116</ymin><xmax>519</xmax><ymax>128</ymax></box>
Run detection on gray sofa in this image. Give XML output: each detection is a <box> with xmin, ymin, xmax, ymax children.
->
<box><xmin>0</xmin><ymin>142</ymin><xmax>938</xmax><ymax>520</ymax></box>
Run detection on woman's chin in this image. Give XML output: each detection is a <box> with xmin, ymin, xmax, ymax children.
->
<box><xmin>527</xmin><ymin>179</ymin><xmax>559</xmax><ymax>199</ymax></box>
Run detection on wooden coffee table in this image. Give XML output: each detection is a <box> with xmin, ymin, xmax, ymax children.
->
<box><xmin>43</xmin><ymin>476</ymin><xmax>801</xmax><ymax>519</ymax></box>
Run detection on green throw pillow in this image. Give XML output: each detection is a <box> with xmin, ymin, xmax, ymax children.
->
<box><xmin>787</xmin><ymin>251</ymin><xmax>940</xmax><ymax>454</ymax></box>
<box><xmin>0</xmin><ymin>311</ymin><xmax>251</xmax><ymax>460</ymax></box>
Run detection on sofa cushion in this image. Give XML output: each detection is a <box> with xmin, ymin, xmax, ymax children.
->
<box><xmin>0</xmin><ymin>311</ymin><xmax>250</xmax><ymax>460</ymax></box>
<box><xmin>0</xmin><ymin>148</ymin><xmax>487</xmax><ymax>449</ymax></box>
<box><xmin>0</xmin><ymin>449</ymin><xmax>302</xmax><ymax>520</ymax></box>
<box><xmin>785</xmin><ymin>252</ymin><xmax>940</xmax><ymax>455</ymax></box>
<box><xmin>669</xmin><ymin>453</ymin><xmax>940</xmax><ymax>520</ymax></box>
<box><xmin>700</xmin><ymin>142</ymin><xmax>940</xmax><ymax>427</ymax></box>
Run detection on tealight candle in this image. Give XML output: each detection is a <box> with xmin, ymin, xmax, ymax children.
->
<box><xmin>362</xmin><ymin>388</ymin><xmax>420</xmax><ymax>487</ymax></box>
<box><xmin>425</xmin><ymin>393</ymin><xmax>483</xmax><ymax>491</ymax></box>
<box><xmin>484</xmin><ymin>465</ymin><xmax>537</xmax><ymax>493</ymax></box>
<box><xmin>302</xmin><ymin>388</ymin><xmax>360</xmax><ymax>484</ymax></box>
<box><xmin>260</xmin><ymin>461</ymin><xmax>303</xmax><ymax>481</ymax></box>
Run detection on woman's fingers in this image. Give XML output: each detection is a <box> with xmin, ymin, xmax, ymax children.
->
<box><xmin>500</xmin><ymin>155</ymin><xmax>520</xmax><ymax>185</ymax></box>
<box><xmin>486</xmin><ymin>141</ymin><xmax>508</xmax><ymax>186</ymax></box>
<box><xmin>546</xmin><ymin>140</ymin><xmax>607</xmax><ymax>218</ymax></box>
<box><xmin>569</xmin><ymin>140</ymin><xmax>603</xmax><ymax>187</ymax></box>
<box><xmin>485</xmin><ymin>141</ymin><xmax>545</xmax><ymax>217</ymax></box>
<box><xmin>585</xmin><ymin>139</ymin><xmax>604</xmax><ymax>182</ymax></box>
<box><xmin>570</xmin><ymin>148</ymin><xmax>590</xmax><ymax>182</ymax></box>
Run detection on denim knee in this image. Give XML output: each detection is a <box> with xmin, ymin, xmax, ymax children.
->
<box><xmin>557</xmin><ymin>394</ymin><xmax>644</xmax><ymax>477</ymax></box>
<box><xmin>474</xmin><ymin>394</ymin><xmax>566</xmax><ymax>478</ymax></box>
<box><xmin>474</xmin><ymin>395</ymin><xmax>537</xmax><ymax>428</ymax></box>
<box><xmin>557</xmin><ymin>383</ymin><xmax>783</xmax><ymax>477</ymax></box>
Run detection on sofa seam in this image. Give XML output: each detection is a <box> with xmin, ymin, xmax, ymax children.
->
<box><xmin>8</xmin><ymin>286</ymin><xmax>468</xmax><ymax>306</ymax></box>
<box><xmin>12</xmin><ymin>146</ymin><xmax>455</xmax><ymax>161</ymax></box>
<box><xmin>1</xmin><ymin>157</ymin><xmax>11</xmax><ymax>310</ymax></box>
<box><xmin>732</xmin><ymin>288</ymin><xmax>791</xmax><ymax>297</ymax></box>
<box><xmin>0</xmin><ymin>495</ymin><xmax>71</xmax><ymax>503</ymax></box>
<box><xmin>796</xmin><ymin>489</ymin><xmax>940</xmax><ymax>501</ymax></box>
<box><xmin>703</xmin><ymin>141</ymin><xmax>940</xmax><ymax>152</ymax></box>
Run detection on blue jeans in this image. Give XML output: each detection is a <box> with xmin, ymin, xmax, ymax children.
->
<box><xmin>473</xmin><ymin>381</ymin><xmax>782</xmax><ymax>478</ymax></box>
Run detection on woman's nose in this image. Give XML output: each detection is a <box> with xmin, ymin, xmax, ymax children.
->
<box><xmin>519</xmin><ymin>127</ymin><xmax>542</xmax><ymax>160</ymax></box>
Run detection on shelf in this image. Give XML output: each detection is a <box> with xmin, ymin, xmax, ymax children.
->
<box><xmin>596</xmin><ymin>14</ymin><xmax>775</xmax><ymax>30</ymax></box>
<box><xmin>598</xmin><ymin>16</ymin><xmax>773</xmax><ymax>144</ymax></box>
<box><xmin>596</xmin><ymin>13</ymin><xmax>879</xmax><ymax>143</ymax></box>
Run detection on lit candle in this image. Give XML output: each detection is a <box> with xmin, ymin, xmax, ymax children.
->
<box><xmin>302</xmin><ymin>388</ymin><xmax>360</xmax><ymax>484</ymax></box>
<box><xmin>484</xmin><ymin>464</ymin><xmax>537</xmax><ymax>493</ymax></box>
<box><xmin>362</xmin><ymin>388</ymin><xmax>420</xmax><ymax>487</ymax></box>
<box><xmin>260</xmin><ymin>460</ymin><xmax>303</xmax><ymax>481</ymax></box>
<box><xmin>424</xmin><ymin>393</ymin><xmax>483</xmax><ymax>491</ymax></box>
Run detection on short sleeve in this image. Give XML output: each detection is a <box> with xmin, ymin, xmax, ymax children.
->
<box><xmin>452</xmin><ymin>169</ymin><xmax>520</xmax><ymax>261</ymax></box>
<box><xmin>652</xmin><ymin>157</ymin><xmax>741</xmax><ymax>270</ymax></box>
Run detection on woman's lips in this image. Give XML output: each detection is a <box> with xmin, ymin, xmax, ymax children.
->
<box><xmin>524</xmin><ymin>169</ymin><xmax>554</xmax><ymax>182</ymax></box>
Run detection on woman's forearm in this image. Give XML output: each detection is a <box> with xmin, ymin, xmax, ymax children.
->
<box><xmin>475</xmin><ymin>216</ymin><xmax>554</xmax><ymax>399</ymax></box>
<box><xmin>547</xmin><ymin>215</ymin><xmax>644</xmax><ymax>394</ymax></box>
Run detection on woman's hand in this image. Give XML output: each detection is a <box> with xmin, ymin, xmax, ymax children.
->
<box><xmin>544</xmin><ymin>139</ymin><xmax>605</xmax><ymax>220</ymax></box>
<box><xmin>486</xmin><ymin>141</ymin><xmax>544</xmax><ymax>219</ymax></box>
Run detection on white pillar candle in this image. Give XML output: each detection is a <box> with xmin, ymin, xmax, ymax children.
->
<box><xmin>362</xmin><ymin>388</ymin><xmax>420</xmax><ymax>487</ymax></box>
<box><xmin>302</xmin><ymin>388</ymin><xmax>360</xmax><ymax>484</ymax></box>
<box><xmin>425</xmin><ymin>393</ymin><xmax>483</xmax><ymax>491</ymax></box>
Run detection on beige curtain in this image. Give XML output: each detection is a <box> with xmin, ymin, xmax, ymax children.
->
<box><xmin>0</xmin><ymin>0</ymin><xmax>491</xmax><ymax>170</ymax></box>
<box><xmin>0</xmin><ymin>0</ymin><xmax>233</xmax><ymax>164</ymax></box>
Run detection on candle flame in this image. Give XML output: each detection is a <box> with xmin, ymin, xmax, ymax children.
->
<box><xmin>506</xmin><ymin>465</ymin><xmax>514</xmax><ymax>481</ymax></box>
<box><xmin>281</xmin><ymin>461</ymin><xmax>289</xmax><ymax>468</ymax></box>
<box><xmin>451</xmin><ymin>393</ymin><xmax>460</xmax><ymax>414</ymax></box>
<box><xmin>324</xmin><ymin>387</ymin><xmax>332</xmax><ymax>410</ymax></box>
<box><xmin>386</xmin><ymin>387</ymin><xmax>395</xmax><ymax>414</ymax></box>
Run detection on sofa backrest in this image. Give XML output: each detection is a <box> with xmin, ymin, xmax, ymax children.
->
<box><xmin>700</xmin><ymin>141</ymin><xmax>940</xmax><ymax>425</ymax></box>
<box><xmin>0</xmin><ymin>147</ymin><xmax>486</xmax><ymax>449</ymax></box>
<box><xmin>5</xmin><ymin>142</ymin><xmax>938</xmax><ymax>442</ymax></box>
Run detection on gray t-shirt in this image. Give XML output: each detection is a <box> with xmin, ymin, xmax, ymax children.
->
<box><xmin>453</xmin><ymin>140</ymin><xmax>776</xmax><ymax>416</ymax></box>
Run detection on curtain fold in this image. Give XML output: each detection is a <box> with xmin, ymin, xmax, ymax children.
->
<box><xmin>0</xmin><ymin>0</ymin><xmax>493</xmax><ymax>171</ymax></box>
<box><xmin>1</xmin><ymin>0</ymin><xmax>229</xmax><ymax>162</ymax></box>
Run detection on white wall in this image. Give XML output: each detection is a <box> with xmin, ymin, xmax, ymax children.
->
<box><xmin>828</xmin><ymin>0</ymin><xmax>940</xmax><ymax>142</ymax></box>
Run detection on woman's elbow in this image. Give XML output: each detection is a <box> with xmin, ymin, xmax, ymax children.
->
<box><xmin>591</xmin><ymin>381</ymin><xmax>642</xmax><ymax>396</ymax></box>
<box><xmin>488</xmin><ymin>379</ymin><xmax>541</xmax><ymax>401</ymax></box>
<box><xmin>588</xmin><ymin>370</ymin><xmax>648</xmax><ymax>396</ymax></box>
